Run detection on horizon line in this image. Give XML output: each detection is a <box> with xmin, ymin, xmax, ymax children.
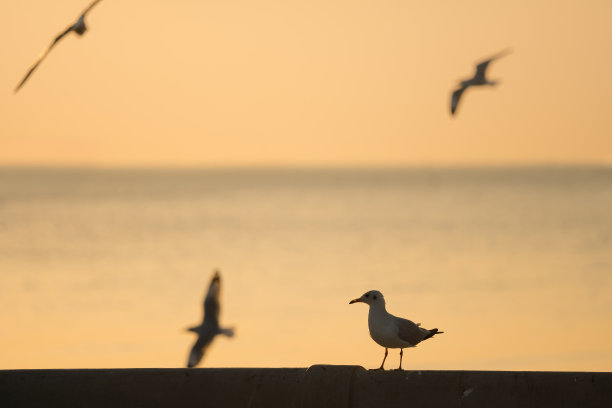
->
<box><xmin>1</xmin><ymin>161</ymin><xmax>611</xmax><ymax>171</ymax></box>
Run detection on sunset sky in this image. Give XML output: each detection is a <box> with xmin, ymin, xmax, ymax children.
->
<box><xmin>1</xmin><ymin>0</ymin><xmax>612</xmax><ymax>166</ymax></box>
<box><xmin>1</xmin><ymin>2</ymin><xmax>612</xmax><ymax>372</ymax></box>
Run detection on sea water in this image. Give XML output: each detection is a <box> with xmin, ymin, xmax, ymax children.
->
<box><xmin>0</xmin><ymin>167</ymin><xmax>610</xmax><ymax>370</ymax></box>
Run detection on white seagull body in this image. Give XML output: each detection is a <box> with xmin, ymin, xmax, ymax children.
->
<box><xmin>350</xmin><ymin>290</ymin><xmax>442</xmax><ymax>370</ymax></box>
<box><xmin>450</xmin><ymin>49</ymin><xmax>512</xmax><ymax>116</ymax></box>
<box><xmin>14</xmin><ymin>0</ymin><xmax>104</xmax><ymax>93</ymax></box>
<box><xmin>186</xmin><ymin>270</ymin><xmax>235</xmax><ymax>368</ymax></box>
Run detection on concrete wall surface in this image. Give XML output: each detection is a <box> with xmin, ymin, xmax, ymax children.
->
<box><xmin>1</xmin><ymin>365</ymin><xmax>610</xmax><ymax>408</ymax></box>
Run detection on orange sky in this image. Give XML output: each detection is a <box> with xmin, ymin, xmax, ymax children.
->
<box><xmin>1</xmin><ymin>0</ymin><xmax>611</xmax><ymax>166</ymax></box>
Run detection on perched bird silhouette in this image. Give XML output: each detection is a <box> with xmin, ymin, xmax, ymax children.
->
<box><xmin>186</xmin><ymin>270</ymin><xmax>235</xmax><ymax>368</ymax></box>
<box><xmin>450</xmin><ymin>49</ymin><xmax>512</xmax><ymax>116</ymax></box>
<box><xmin>350</xmin><ymin>290</ymin><xmax>443</xmax><ymax>370</ymax></box>
<box><xmin>14</xmin><ymin>0</ymin><xmax>104</xmax><ymax>93</ymax></box>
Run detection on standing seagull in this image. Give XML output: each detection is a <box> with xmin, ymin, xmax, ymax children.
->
<box><xmin>349</xmin><ymin>290</ymin><xmax>442</xmax><ymax>370</ymax></box>
<box><xmin>186</xmin><ymin>270</ymin><xmax>235</xmax><ymax>368</ymax></box>
<box><xmin>14</xmin><ymin>0</ymin><xmax>104</xmax><ymax>93</ymax></box>
<box><xmin>450</xmin><ymin>49</ymin><xmax>512</xmax><ymax>116</ymax></box>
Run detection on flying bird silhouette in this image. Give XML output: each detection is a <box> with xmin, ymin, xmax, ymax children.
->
<box><xmin>450</xmin><ymin>49</ymin><xmax>512</xmax><ymax>116</ymax></box>
<box><xmin>350</xmin><ymin>290</ymin><xmax>443</xmax><ymax>370</ymax></box>
<box><xmin>186</xmin><ymin>270</ymin><xmax>235</xmax><ymax>368</ymax></box>
<box><xmin>14</xmin><ymin>0</ymin><xmax>104</xmax><ymax>93</ymax></box>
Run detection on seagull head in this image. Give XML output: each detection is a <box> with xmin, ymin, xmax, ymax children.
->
<box><xmin>73</xmin><ymin>15</ymin><xmax>88</xmax><ymax>35</ymax></box>
<box><xmin>349</xmin><ymin>290</ymin><xmax>385</xmax><ymax>306</ymax></box>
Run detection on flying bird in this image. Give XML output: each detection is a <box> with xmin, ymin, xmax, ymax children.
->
<box><xmin>350</xmin><ymin>290</ymin><xmax>442</xmax><ymax>370</ymax></box>
<box><xmin>14</xmin><ymin>0</ymin><xmax>104</xmax><ymax>93</ymax></box>
<box><xmin>186</xmin><ymin>270</ymin><xmax>235</xmax><ymax>368</ymax></box>
<box><xmin>450</xmin><ymin>49</ymin><xmax>512</xmax><ymax>116</ymax></box>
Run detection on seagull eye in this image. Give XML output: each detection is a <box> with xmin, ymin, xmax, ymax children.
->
<box><xmin>373</xmin><ymin>295</ymin><xmax>378</xmax><ymax>300</ymax></box>
<box><xmin>365</xmin><ymin>294</ymin><xmax>369</xmax><ymax>298</ymax></box>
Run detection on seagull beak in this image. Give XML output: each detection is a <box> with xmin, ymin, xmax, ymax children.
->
<box><xmin>349</xmin><ymin>298</ymin><xmax>362</xmax><ymax>304</ymax></box>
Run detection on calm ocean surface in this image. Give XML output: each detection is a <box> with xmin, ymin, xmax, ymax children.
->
<box><xmin>0</xmin><ymin>167</ymin><xmax>610</xmax><ymax>370</ymax></box>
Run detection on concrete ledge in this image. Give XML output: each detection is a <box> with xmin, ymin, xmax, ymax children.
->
<box><xmin>1</xmin><ymin>366</ymin><xmax>610</xmax><ymax>407</ymax></box>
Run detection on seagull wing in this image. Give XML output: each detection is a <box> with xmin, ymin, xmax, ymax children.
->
<box><xmin>187</xmin><ymin>326</ymin><xmax>217</xmax><ymax>367</ymax></box>
<box><xmin>186</xmin><ymin>271</ymin><xmax>223</xmax><ymax>367</ymax></box>
<box><xmin>474</xmin><ymin>48</ymin><xmax>512</xmax><ymax>82</ymax></box>
<box><xmin>14</xmin><ymin>25</ymin><xmax>75</xmax><ymax>93</ymax></box>
<box><xmin>202</xmin><ymin>271</ymin><xmax>221</xmax><ymax>325</ymax></box>
<box><xmin>14</xmin><ymin>0</ymin><xmax>105</xmax><ymax>93</ymax></box>
<box><xmin>81</xmin><ymin>0</ymin><xmax>104</xmax><ymax>16</ymax></box>
<box><xmin>395</xmin><ymin>317</ymin><xmax>429</xmax><ymax>346</ymax></box>
<box><xmin>450</xmin><ymin>86</ymin><xmax>466</xmax><ymax>115</ymax></box>
<box><xmin>474</xmin><ymin>59</ymin><xmax>494</xmax><ymax>82</ymax></box>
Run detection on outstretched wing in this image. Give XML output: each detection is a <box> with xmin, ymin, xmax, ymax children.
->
<box><xmin>474</xmin><ymin>48</ymin><xmax>512</xmax><ymax>83</ymax></box>
<box><xmin>187</xmin><ymin>327</ymin><xmax>217</xmax><ymax>367</ymax></box>
<box><xmin>473</xmin><ymin>59</ymin><xmax>493</xmax><ymax>82</ymax></box>
<box><xmin>14</xmin><ymin>25</ymin><xmax>75</xmax><ymax>93</ymax></box>
<box><xmin>203</xmin><ymin>270</ymin><xmax>221</xmax><ymax>325</ymax></box>
<box><xmin>187</xmin><ymin>343</ymin><xmax>206</xmax><ymax>368</ymax></box>
<box><xmin>14</xmin><ymin>0</ymin><xmax>105</xmax><ymax>93</ymax></box>
<box><xmin>81</xmin><ymin>0</ymin><xmax>104</xmax><ymax>16</ymax></box>
<box><xmin>450</xmin><ymin>86</ymin><xmax>466</xmax><ymax>115</ymax></box>
<box><xmin>186</xmin><ymin>271</ymin><xmax>222</xmax><ymax>367</ymax></box>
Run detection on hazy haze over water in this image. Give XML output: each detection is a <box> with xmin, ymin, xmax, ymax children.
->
<box><xmin>0</xmin><ymin>166</ymin><xmax>610</xmax><ymax>370</ymax></box>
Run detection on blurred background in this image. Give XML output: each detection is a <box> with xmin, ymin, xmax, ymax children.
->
<box><xmin>0</xmin><ymin>1</ymin><xmax>611</xmax><ymax>370</ymax></box>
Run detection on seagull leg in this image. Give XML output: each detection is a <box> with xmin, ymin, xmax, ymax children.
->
<box><xmin>375</xmin><ymin>348</ymin><xmax>388</xmax><ymax>370</ymax></box>
<box><xmin>395</xmin><ymin>348</ymin><xmax>404</xmax><ymax>371</ymax></box>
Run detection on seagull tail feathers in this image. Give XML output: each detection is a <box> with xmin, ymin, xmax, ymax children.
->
<box><xmin>220</xmin><ymin>327</ymin><xmax>235</xmax><ymax>338</ymax></box>
<box><xmin>424</xmin><ymin>328</ymin><xmax>443</xmax><ymax>340</ymax></box>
